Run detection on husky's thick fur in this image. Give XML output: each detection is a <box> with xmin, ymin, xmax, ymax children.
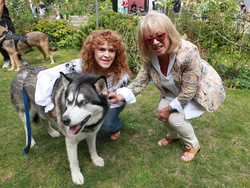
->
<box><xmin>0</xmin><ymin>25</ymin><xmax>57</xmax><ymax>71</ymax></box>
<box><xmin>10</xmin><ymin>66</ymin><xmax>110</xmax><ymax>185</ymax></box>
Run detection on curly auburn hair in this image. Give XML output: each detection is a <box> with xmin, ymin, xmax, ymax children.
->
<box><xmin>80</xmin><ymin>29</ymin><xmax>131</xmax><ymax>84</ymax></box>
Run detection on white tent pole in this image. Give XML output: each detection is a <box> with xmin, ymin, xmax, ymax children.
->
<box><xmin>96</xmin><ymin>0</ymin><xmax>99</xmax><ymax>28</ymax></box>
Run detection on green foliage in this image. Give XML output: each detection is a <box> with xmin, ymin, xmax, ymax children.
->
<box><xmin>57</xmin><ymin>0</ymin><xmax>113</xmax><ymax>17</ymax></box>
<box><xmin>6</xmin><ymin>0</ymin><xmax>249</xmax><ymax>89</ymax></box>
<box><xmin>59</xmin><ymin>0</ymin><xmax>94</xmax><ymax>17</ymax></box>
<box><xmin>29</xmin><ymin>19</ymin><xmax>77</xmax><ymax>48</ymax></box>
<box><xmin>99</xmin><ymin>0</ymin><xmax>113</xmax><ymax>11</ymax></box>
<box><xmin>198</xmin><ymin>46</ymin><xmax>249</xmax><ymax>89</ymax></box>
<box><xmin>214</xmin><ymin>63</ymin><xmax>250</xmax><ymax>89</ymax></box>
<box><xmin>170</xmin><ymin>0</ymin><xmax>249</xmax><ymax>89</ymax></box>
<box><xmin>6</xmin><ymin>0</ymin><xmax>39</xmax><ymax>33</ymax></box>
<box><xmin>174</xmin><ymin>0</ymin><xmax>248</xmax><ymax>52</ymax></box>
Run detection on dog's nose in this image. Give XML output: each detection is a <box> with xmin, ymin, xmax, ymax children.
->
<box><xmin>62</xmin><ymin>116</ymin><xmax>71</xmax><ymax>125</ymax></box>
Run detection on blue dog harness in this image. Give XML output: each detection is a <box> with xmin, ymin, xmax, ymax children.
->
<box><xmin>23</xmin><ymin>88</ymin><xmax>31</xmax><ymax>154</ymax></box>
<box><xmin>22</xmin><ymin>78</ymin><xmax>32</xmax><ymax>154</ymax></box>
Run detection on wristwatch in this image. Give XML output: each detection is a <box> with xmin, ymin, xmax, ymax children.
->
<box><xmin>169</xmin><ymin>105</ymin><xmax>177</xmax><ymax>113</ymax></box>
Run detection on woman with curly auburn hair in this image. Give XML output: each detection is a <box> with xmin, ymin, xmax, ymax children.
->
<box><xmin>35</xmin><ymin>29</ymin><xmax>131</xmax><ymax>141</ymax></box>
<box><xmin>81</xmin><ymin>29</ymin><xmax>131</xmax><ymax>84</ymax></box>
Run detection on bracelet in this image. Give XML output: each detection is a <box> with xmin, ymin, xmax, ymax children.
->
<box><xmin>169</xmin><ymin>105</ymin><xmax>178</xmax><ymax>113</ymax></box>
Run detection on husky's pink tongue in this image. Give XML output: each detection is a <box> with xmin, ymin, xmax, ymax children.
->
<box><xmin>69</xmin><ymin>124</ymin><xmax>82</xmax><ymax>135</ymax></box>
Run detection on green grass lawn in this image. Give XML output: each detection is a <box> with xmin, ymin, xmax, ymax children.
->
<box><xmin>0</xmin><ymin>49</ymin><xmax>249</xmax><ymax>187</ymax></box>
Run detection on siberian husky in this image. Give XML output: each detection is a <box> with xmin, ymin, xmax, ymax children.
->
<box><xmin>10</xmin><ymin>66</ymin><xmax>110</xmax><ymax>185</ymax></box>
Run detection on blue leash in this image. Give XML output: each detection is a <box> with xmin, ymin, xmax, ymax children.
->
<box><xmin>22</xmin><ymin>88</ymin><xmax>31</xmax><ymax>154</ymax></box>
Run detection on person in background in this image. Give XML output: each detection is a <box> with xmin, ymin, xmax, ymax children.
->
<box><xmin>35</xmin><ymin>29</ymin><xmax>131</xmax><ymax>141</ymax></box>
<box><xmin>38</xmin><ymin>1</ymin><xmax>48</xmax><ymax>18</ymax></box>
<box><xmin>239</xmin><ymin>1</ymin><xmax>246</xmax><ymax>14</ymax></box>
<box><xmin>131</xmin><ymin>2</ymin><xmax>137</xmax><ymax>13</ymax></box>
<box><xmin>32</xmin><ymin>5</ymin><xmax>38</xmax><ymax>16</ymax></box>
<box><xmin>173</xmin><ymin>0</ymin><xmax>181</xmax><ymax>13</ymax></box>
<box><xmin>56</xmin><ymin>10</ymin><xmax>64</xmax><ymax>20</ymax></box>
<box><xmin>123</xmin><ymin>0</ymin><xmax>129</xmax><ymax>14</ymax></box>
<box><xmin>0</xmin><ymin>0</ymin><xmax>28</xmax><ymax>68</ymax></box>
<box><xmin>152</xmin><ymin>0</ymin><xmax>156</xmax><ymax>10</ymax></box>
<box><xmin>109</xmin><ymin>11</ymin><xmax>226</xmax><ymax>161</ymax></box>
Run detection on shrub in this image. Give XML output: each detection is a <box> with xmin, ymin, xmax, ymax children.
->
<box><xmin>59</xmin><ymin>0</ymin><xmax>94</xmax><ymax>18</ymax></box>
<box><xmin>6</xmin><ymin>0</ymin><xmax>39</xmax><ymax>33</ymax></box>
<box><xmin>169</xmin><ymin>0</ymin><xmax>249</xmax><ymax>89</ymax></box>
<box><xmin>29</xmin><ymin>19</ymin><xmax>76</xmax><ymax>48</ymax></box>
<box><xmin>57</xmin><ymin>0</ymin><xmax>112</xmax><ymax>18</ymax></box>
<box><xmin>172</xmin><ymin>0</ymin><xmax>248</xmax><ymax>54</ymax></box>
<box><xmin>7</xmin><ymin>0</ymin><xmax>249</xmax><ymax>89</ymax></box>
<box><xmin>214</xmin><ymin>62</ymin><xmax>250</xmax><ymax>89</ymax></box>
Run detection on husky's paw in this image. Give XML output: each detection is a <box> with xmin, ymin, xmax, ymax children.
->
<box><xmin>49</xmin><ymin>130</ymin><xmax>60</xmax><ymax>138</ymax></box>
<box><xmin>30</xmin><ymin>138</ymin><xmax>36</xmax><ymax>148</ymax></box>
<box><xmin>92</xmin><ymin>157</ymin><xmax>104</xmax><ymax>167</ymax></box>
<box><xmin>72</xmin><ymin>172</ymin><xmax>84</xmax><ymax>185</ymax></box>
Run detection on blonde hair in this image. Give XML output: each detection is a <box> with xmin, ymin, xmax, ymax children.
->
<box><xmin>138</xmin><ymin>11</ymin><xmax>181</xmax><ymax>64</ymax></box>
<box><xmin>81</xmin><ymin>29</ymin><xmax>131</xmax><ymax>83</ymax></box>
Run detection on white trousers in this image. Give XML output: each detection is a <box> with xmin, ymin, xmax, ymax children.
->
<box><xmin>158</xmin><ymin>98</ymin><xmax>199</xmax><ymax>147</ymax></box>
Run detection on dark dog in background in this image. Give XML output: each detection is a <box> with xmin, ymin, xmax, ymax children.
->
<box><xmin>0</xmin><ymin>25</ymin><xmax>57</xmax><ymax>71</ymax></box>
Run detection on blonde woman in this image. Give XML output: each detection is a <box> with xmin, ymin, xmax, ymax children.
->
<box><xmin>109</xmin><ymin>11</ymin><xmax>226</xmax><ymax>161</ymax></box>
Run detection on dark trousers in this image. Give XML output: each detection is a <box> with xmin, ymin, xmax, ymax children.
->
<box><xmin>0</xmin><ymin>14</ymin><xmax>21</xmax><ymax>61</ymax></box>
<box><xmin>99</xmin><ymin>103</ymin><xmax>126</xmax><ymax>134</ymax></box>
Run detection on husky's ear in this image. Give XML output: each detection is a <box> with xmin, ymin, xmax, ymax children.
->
<box><xmin>60</xmin><ymin>72</ymin><xmax>72</xmax><ymax>88</ymax></box>
<box><xmin>94</xmin><ymin>76</ymin><xmax>108</xmax><ymax>96</ymax></box>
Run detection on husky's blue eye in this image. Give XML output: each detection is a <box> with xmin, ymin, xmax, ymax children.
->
<box><xmin>82</xmin><ymin>100</ymin><xmax>88</xmax><ymax>105</ymax></box>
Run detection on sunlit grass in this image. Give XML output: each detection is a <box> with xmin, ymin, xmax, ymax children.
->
<box><xmin>0</xmin><ymin>49</ymin><xmax>249</xmax><ymax>187</ymax></box>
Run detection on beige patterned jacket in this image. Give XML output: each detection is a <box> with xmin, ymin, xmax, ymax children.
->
<box><xmin>128</xmin><ymin>40</ymin><xmax>226</xmax><ymax>112</ymax></box>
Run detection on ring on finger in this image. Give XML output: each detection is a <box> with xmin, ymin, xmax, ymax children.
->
<box><xmin>163</xmin><ymin>119</ymin><xmax>166</xmax><ymax>122</ymax></box>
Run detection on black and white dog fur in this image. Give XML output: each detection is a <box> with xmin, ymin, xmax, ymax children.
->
<box><xmin>10</xmin><ymin>66</ymin><xmax>110</xmax><ymax>185</ymax></box>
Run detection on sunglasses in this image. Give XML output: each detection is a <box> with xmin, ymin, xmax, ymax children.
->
<box><xmin>143</xmin><ymin>33</ymin><xmax>166</xmax><ymax>45</ymax></box>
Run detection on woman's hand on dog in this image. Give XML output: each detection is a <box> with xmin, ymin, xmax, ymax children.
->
<box><xmin>108</xmin><ymin>90</ymin><xmax>125</xmax><ymax>104</ymax></box>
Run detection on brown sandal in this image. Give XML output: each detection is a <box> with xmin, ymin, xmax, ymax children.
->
<box><xmin>181</xmin><ymin>145</ymin><xmax>200</xmax><ymax>162</ymax></box>
<box><xmin>157</xmin><ymin>136</ymin><xmax>180</xmax><ymax>146</ymax></box>
<box><xmin>110</xmin><ymin>131</ymin><xmax>120</xmax><ymax>141</ymax></box>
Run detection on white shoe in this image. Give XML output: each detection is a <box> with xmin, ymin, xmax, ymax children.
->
<box><xmin>2</xmin><ymin>60</ymin><xmax>11</xmax><ymax>68</ymax></box>
<box><xmin>19</xmin><ymin>59</ymin><xmax>28</xmax><ymax>66</ymax></box>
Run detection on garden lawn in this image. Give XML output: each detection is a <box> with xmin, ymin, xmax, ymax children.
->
<box><xmin>0</xmin><ymin>49</ymin><xmax>249</xmax><ymax>187</ymax></box>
